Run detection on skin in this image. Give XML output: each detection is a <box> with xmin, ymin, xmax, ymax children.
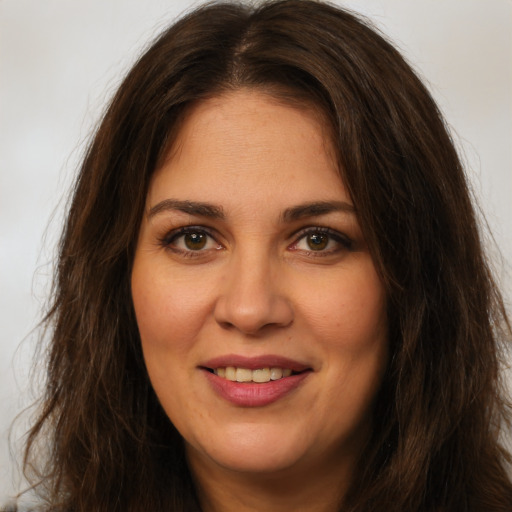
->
<box><xmin>131</xmin><ymin>89</ymin><xmax>388</xmax><ymax>512</ymax></box>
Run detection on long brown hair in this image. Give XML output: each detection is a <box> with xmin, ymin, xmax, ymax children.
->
<box><xmin>19</xmin><ymin>1</ymin><xmax>512</xmax><ymax>510</ymax></box>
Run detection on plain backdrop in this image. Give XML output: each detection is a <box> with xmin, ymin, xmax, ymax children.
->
<box><xmin>1</xmin><ymin>0</ymin><xmax>511</xmax><ymax>503</ymax></box>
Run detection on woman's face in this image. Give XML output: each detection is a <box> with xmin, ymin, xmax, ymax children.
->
<box><xmin>131</xmin><ymin>90</ymin><xmax>388</xmax><ymax>479</ymax></box>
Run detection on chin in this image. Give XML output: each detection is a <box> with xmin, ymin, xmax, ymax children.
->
<box><xmin>187</xmin><ymin>423</ymin><xmax>309</xmax><ymax>475</ymax></box>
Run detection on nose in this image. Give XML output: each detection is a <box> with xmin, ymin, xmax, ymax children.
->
<box><xmin>213</xmin><ymin>250</ymin><xmax>294</xmax><ymax>336</ymax></box>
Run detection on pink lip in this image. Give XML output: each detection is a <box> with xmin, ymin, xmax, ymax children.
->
<box><xmin>201</xmin><ymin>354</ymin><xmax>310</xmax><ymax>372</ymax></box>
<box><xmin>203</xmin><ymin>370</ymin><xmax>310</xmax><ymax>407</ymax></box>
<box><xmin>200</xmin><ymin>354</ymin><xmax>312</xmax><ymax>408</ymax></box>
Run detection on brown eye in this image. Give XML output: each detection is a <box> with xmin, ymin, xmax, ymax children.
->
<box><xmin>291</xmin><ymin>228</ymin><xmax>353</xmax><ymax>256</ymax></box>
<box><xmin>306</xmin><ymin>233</ymin><xmax>329</xmax><ymax>251</ymax></box>
<box><xmin>162</xmin><ymin>227</ymin><xmax>221</xmax><ymax>254</ymax></box>
<box><xmin>184</xmin><ymin>232</ymin><xmax>207</xmax><ymax>250</ymax></box>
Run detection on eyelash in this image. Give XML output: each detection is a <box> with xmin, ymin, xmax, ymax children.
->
<box><xmin>159</xmin><ymin>225</ymin><xmax>353</xmax><ymax>258</ymax></box>
<box><xmin>289</xmin><ymin>227</ymin><xmax>353</xmax><ymax>256</ymax></box>
<box><xmin>159</xmin><ymin>226</ymin><xmax>221</xmax><ymax>258</ymax></box>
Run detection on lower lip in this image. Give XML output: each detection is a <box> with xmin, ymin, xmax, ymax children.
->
<box><xmin>203</xmin><ymin>370</ymin><xmax>310</xmax><ymax>407</ymax></box>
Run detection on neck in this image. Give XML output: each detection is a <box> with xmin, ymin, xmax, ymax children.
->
<box><xmin>187</xmin><ymin>446</ymin><xmax>357</xmax><ymax>512</ymax></box>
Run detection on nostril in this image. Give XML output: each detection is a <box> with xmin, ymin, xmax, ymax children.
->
<box><xmin>217</xmin><ymin>320</ymin><xmax>235</xmax><ymax>331</ymax></box>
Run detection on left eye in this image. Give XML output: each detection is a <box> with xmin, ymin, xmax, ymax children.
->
<box><xmin>164</xmin><ymin>228</ymin><xmax>220</xmax><ymax>252</ymax></box>
<box><xmin>300</xmin><ymin>232</ymin><xmax>330</xmax><ymax>251</ymax></box>
<box><xmin>292</xmin><ymin>229</ymin><xmax>351</xmax><ymax>253</ymax></box>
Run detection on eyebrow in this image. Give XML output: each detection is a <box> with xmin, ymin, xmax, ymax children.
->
<box><xmin>281</xmin><ymin>201</ymin><xmax>355</xmax><ymax>222</ymax></box>
<box><xmin>148</xmin><ymin>199</ymin><xmax>225</xmax><ymax>219</ymax></box>
<box><xmin>147</xmin><ymin>199</ymin><xmax>355</xmax><ymax>222</ymax></box>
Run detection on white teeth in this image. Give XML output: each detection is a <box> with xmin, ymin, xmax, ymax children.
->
<box><xmin>213</xmin><ymin>366</ymin><xmax>295</xmax><ymax>383</ymax></box>
<box><xmin>253</xmin><ymin>368</ymin><xmax>270</xmax><ymax>383</ymax></box>
<box><xmin>225</xmin><ymin>366</ymin><xmax>236</xmax><ymax>381</ymax></box>
<box><xmin>236</xmin><ymin>368</ymin><xmax>252</xmax><ymax>382</ymax></box>
<box><xmin>270</xmin><ymin>367</ymin><xmax>282</xmax><ymax>380</ymax></box>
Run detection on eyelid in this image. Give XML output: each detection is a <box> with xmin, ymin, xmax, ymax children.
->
<box><xmin>161</xmin><ymin>225</ymin><xmax>213</xmax><ymax>243</ymax></box>
<box><xmin>288</xmin><ymin>226</ymin><xmax>353</xmax><ymax>254</ymax></box>
<box><xmin>158</xmin><ymin>224</ymin><xmax>353</xmax><ymax>258</ymax></box>
<box><xmin>159</xmin><ymin>225</ymin><xmax>222</xmax><ymax>255</ymax></box>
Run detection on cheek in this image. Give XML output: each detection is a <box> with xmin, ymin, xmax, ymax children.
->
<box><xmin>296</xmin><ymin>261</ymin><xmax>387</xmax><ymax>351</ymax></box>
<box><xmin>131</xmin><ymin>261</ymin><xmax>211</xmax><ymax>355</ymax></box>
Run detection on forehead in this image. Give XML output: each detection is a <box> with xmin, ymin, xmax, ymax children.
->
<box><xmin>147</xmin><ymin>89</ymin><xmax>349</xmax><ymax>213</ymax></box>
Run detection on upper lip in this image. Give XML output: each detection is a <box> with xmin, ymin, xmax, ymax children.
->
<box><xmin>200</xmin><ymin>354</ymin><xmax>311</xmax><ymax>372</ymax></box>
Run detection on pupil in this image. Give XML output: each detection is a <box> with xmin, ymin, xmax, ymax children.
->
<box><xmin>185</xmin><ymin>232</ymin><xmax>206</xmax><ymax>250</ymax></box>
<box><xmin>307</xmin><ymin>233</ymin><xmax>328</xmax><ymax>250</ymax></box>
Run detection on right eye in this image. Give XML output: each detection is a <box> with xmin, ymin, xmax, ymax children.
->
<box><xmin>161</xmin><ymin>227</ymin><xmax>222</xmax><ymax>256</ymax></box>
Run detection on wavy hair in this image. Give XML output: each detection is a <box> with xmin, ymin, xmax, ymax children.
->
<box><xmin>18</xmin><ymin>1</ymin><xmax>512</xmax><ymax>510</ymax></box>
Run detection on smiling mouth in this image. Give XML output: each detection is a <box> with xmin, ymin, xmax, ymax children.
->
<box><xmin>208</xmin><ymin>367</ymin><xmax>302</xmax><ymax>383</ymax></box>
<box><xmin>202</xmin><ymin>363</ymin><xmax>312</xmax><ymax>406</ymax></box>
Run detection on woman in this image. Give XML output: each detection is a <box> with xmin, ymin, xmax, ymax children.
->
<box><xmin>12</xmin><ymin>0</ymin><xmax>512</xmax><ymax>510</ymax></box>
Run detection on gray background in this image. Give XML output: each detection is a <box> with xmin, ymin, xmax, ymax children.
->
<box><xmin>1</xmin><ymin>0</ymin><xmax>511</xmax><ymax>503</ymax></box>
